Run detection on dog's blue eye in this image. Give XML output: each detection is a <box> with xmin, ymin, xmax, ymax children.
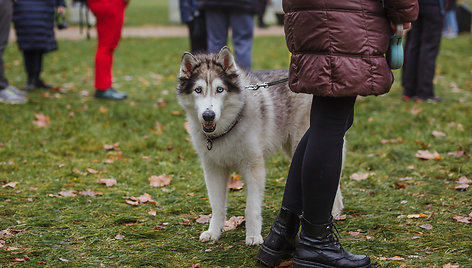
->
<box><xmin>216</xmin><ymin>87</ymin><xmax>224</xmax><ymax>93</ymax></box>
<box><xmin>195</xmin><ymin>87</ymin><xmax>202</xmax><ymax>94</ymax></box>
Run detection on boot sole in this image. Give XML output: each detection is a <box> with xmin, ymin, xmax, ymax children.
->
<box><xmin>257</xmin><ymin>244</ymin><xmax>292</xmax><ymax>267</ymax></box>
<box><xmin>293</xmin><ymin>258</ymin><xmax>372</xmax><ymax>268</ymax></box>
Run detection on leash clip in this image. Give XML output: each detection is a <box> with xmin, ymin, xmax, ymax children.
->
<box><xmin>245</xmin><ymin>82</ymin><xmax>268</xmax><ymax>90</ymax></box>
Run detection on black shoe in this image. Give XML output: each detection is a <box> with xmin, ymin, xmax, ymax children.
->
<box><xmin>35</xmin><ymin>79</ymin><xmax>54</xmax><ymax>89</ymax></box>
<box><xmin>257</xmin><ymin>207</ymin><xmax>300</xmax><ymax>267</ymax></box>
<box><xmin>23</xmin><ymin>74</ymin><xmax>37</xmax><ymax>91</ymax></box>
<box><xmin>94</xmin><ymin>88</ymin><xmax>127</xmax><ymax>100</ymax></box>
<box><xmin>293</xmin><ymin>217</ymin><xmax>371</xmax><ymax>268</ymax></box>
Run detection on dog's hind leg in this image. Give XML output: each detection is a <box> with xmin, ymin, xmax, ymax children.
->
<box><xmin>241</xmin><ymin>158</ymin><xmax>266</xmax><ymax>246</ymax></box>
<box><xmin>200</xmin><ymin>163</ymin><xmax>230</xmax><ymax>242</ymax></box>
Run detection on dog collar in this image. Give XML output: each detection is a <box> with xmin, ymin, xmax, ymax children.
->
<box><xmin>203</xmin><ymin>104</ymin><xmax>245</xmax><ymax>151</ymax></box>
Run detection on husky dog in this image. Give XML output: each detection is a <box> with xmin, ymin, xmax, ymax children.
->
<box><xmin>177</xmin><ymin>47</ymin><xmax>344</xmax><ymax>246</ymax></box>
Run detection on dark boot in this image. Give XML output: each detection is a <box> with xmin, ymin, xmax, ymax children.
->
<box><xmin>35</xmin><ymin>74</ymin><xmax>54</xmax><ymax>89</ymax></box>
<box><xmin>257</xmin><ymin>207</ymin><xmax>300</xmax><ymax>267</ymax></box>
<box><xmin>23</xmin><ymin>73</ymin><xmax>36</xmax><ymax>91</ymax></box>
<box><xmin>293</xmin><ymin>217</ymin><xmax>371</xmax><ymax>268</ymax></box>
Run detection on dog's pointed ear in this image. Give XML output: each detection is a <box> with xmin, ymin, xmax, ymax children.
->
<box><xmin>216</xmin><ymin>46</ymin><xmax>237</xmax><ymax>73</ymax></box>
<box><xmin>180</xmin><ymin>52</ymin><xmax>198</xmax><ymax>78</ymax></box>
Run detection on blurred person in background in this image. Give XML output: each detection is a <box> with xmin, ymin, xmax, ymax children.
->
<box><xmin>180</xmin><ymin>0</ymin><xmax>207</xmax><ymax>53</ymax></box>
<box><xmin>443</xmin><ymin>0</ymin><xmax>458</xmax><ymax>38</ymax></box>
<box><xmin>13</xmin><ymin>0</ymin><xmax>66</xmax><ymax>91</ymax></box>
<box><xmin>88</xmin><ymin>0</ymin><xmax>130</xmax><ymax>100</ymax></box>
<box><xmin>198</xmin><ymin>0</ymin><xmax>258</xmax><ymax>70</ymax></box>
<box><xmin>402</xmin><ymin>0</ymin><xmax>446</xmax><ymax>102</ymax></box>
<box><xmin>0</xmin><ymin>0</ymin><xmax>27</xmax><ymax>104</ymax></box>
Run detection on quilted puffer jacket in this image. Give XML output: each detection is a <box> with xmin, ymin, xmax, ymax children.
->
<box><xmin>283</xmin><ymin>0</ymin><xmax>419</xmax><ymax>96</ymax></box>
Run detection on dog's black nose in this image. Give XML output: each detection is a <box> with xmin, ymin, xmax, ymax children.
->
<box><xmin>202</xmin><ymin>110</ymin><xmax>215</xmax><ymax>122</ymax></box>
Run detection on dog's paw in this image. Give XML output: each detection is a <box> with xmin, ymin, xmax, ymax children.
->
<box><xmin>245</xmin><ymin>235</ymin><xmax>263</xmax><ymax>246</ymax></box>
<box><xmin>199</xmin><ymin>230</ymin><xmax>221</xmax><ymax>242</ymax></box>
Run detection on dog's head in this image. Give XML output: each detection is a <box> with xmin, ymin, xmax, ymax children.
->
<box><xmin>177</xmin><ymin>46</ymin><xmax>244</xmax><ymax>134</ymax></box>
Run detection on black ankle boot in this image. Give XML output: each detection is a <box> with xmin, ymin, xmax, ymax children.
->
<box><xmin>23</xmin><ymin>74</ymin><xmax>36</xmax><ymax>91</ymax></box>
<box><xmin>35</xmin><ymin>74</ymin><xmax>54</xmax><ymax>89</ymax></box>
<box><xmin>257</xmin><ymin>207</ymin><xmax>300</xmax><ymax>267</ymax></box>
<box><xmin>293</xmin><ymin>217</ymin><xmax>371</xmax><ymax>268</ymax></box>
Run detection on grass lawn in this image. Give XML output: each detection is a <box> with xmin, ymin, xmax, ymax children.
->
<box><xmin>1</xmin><ymin>32</ymin><xmax>471</xmax><ymax>267</ymax></box>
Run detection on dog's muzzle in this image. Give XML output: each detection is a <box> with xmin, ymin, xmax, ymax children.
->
<box><xmin>202</xmin><ymin>110</ymin><xmax>216</xmax><ymax>133</ymax></box>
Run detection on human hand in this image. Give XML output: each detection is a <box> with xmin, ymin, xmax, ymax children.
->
<box><xmin>390</xmin><ymin>21</ymin><xmax>412</xmax><ymax>35</ymax></box>
<box><xmin>57</xmin><ymin>6</ymin><xmax>66</xmax><ymax>15</ymax></box>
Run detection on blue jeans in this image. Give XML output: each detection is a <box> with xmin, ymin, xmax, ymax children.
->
<box><xmin>0</xmin><ymin>0</ymin><xmax>13</xmax><ymax>89</ymax></box>
<box><xmin>443</xmin><ymin>9</ymin><xmax>458</xmax><ymax>35</ymax></box>
<box><xmin>205</xmin><ymin>11</ymin><xmax>254</xmax><ymax>70</ymax></box>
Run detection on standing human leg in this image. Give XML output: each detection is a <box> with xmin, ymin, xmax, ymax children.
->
<box><xmin>88</xmin><ymin>0</ymin><xmax>127</xmax><ymax>99</ymax></box>
<box><xmin>257</xmin><ymin>129</ymin><xmax>308</xmax><ymax>266</ymax></box>
<box><xmin>229</xmin><ymin>12</ymin><xmax>254</xmax><ymax>70</ymax></box>
<box><xmin>22</xmin><ymin>50</ymin><xmax>39</xmax><ymax>91</ymax></box>
<box><xmin>416</xmin><ymin>5</ymin><xmax>444</xmax><ymax>100</ymax></box>
<box><xmin>0</xmin><ymin>0</ymin><xmax>12</xmax><ymax>90</ymax></box>
<box><xmin>205</xmin><ymin>11</ymin><xmax>229</xmax><ymax>54</ymax></box>
<box><xmin>402</xmin><ymin>15</ymin><xmax>423</xmax><ymax>99</ymax></box>
<box><xmin>290</xmin><ymin>96</ymin><xmax>371</xmax><ymax>268</ymax></box>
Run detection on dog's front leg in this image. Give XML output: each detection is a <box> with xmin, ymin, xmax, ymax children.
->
<box><xmin>199</xmin><ymin>162</ymin><xmax>230</xmax><ymax>242</ymax></box>
<box><xmin>241</xmin><ymin>158</ymin><xmax>265</xmax><ymax>246</ymax></box>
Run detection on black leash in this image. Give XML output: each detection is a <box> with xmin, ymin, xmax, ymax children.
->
<box><xmin>245</xmin><ymin>77</ymin><xmax>289</xmax><ymax>90</ymax></box>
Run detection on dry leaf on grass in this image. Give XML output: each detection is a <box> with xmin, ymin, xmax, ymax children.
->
<box><xmin>443</xmin><ymin>263</ymin><xmax>460</xmax><ymax>268</ymax></box>
<box><xmin>416</xmin><ymin>150</ymin><xmax>441</xmax><ymax>160</ymax></box>
<box><xmin>102</xmin><ymin>143</ymin><xmax>119</xmax><ymax>151</ymax></box>
<box><xmin>432</xmin><ymin>130</ymin><xmax>446</xmax><ymax>137</ymax></box>
<box><xmin>32</xmin><ymin>114</ymin><xmax>50</xmax><ymax>128</ymax></box>
<box><xmin>98</xmin><ymin>178</ymin><xmax>117</xmax><ymax>187</ymax></box>
<box><xmin>228</xmin><ymin>174</ymin><xmax>244</xmax><ymax>190</ymax></box>
<box><xmin>350</xmin><ymin>172</ymin><xmax>375</xmax><ymax>181</ymax></box>
<box><xmin>79</xmin><ymin>189</ymin><xmax>103</xmax><ymax>197</ymax></box>
<box><xmin>379</xmin><ymin>256</ymin><xmax>405</xmax><ymax>261</ymax></box>
<box><xmin>454</xmin><ymin>184</ymin><xmax>469</xmax><ymax>191</ymax></box>
<box><xmin>149</xmin><ymin>175</ymin><xmax>171</xmax><ymax>187</ymax></box>
<box><xmin>87</xmin><ymin>168</ymin><xmax>99</xmax><ymax>174</ymax></box>
<box><xmin>195</xmin><ymin>214</ymin><xmax>211</xmax><ymax>224</ymax></box>
<box><xmin>419</xmin><ymin>223</ymin><xmax>433</xmax><ymax>230</ymax></box>
<box><xmin>123</xmin><ymin>193</ymin><xmax>156</xmax><ymax>205</ymax></box>
<box><xmin>57</xmin><ymin>190</ymin><xmax>77</xmax><ymax>197</ymax></box>
<box><xmin>453</xmin><ymin>216</ymin><xmax>471</xmax><ymax>224</ymax></box>
<box><xmin>224</xmin><ymin>216</ymin><xmax>245</xmax><ymax>231</ymax></box>
<box><xmin>2</xmin><ymin>181</ymin><xmax>19</xmax><ymax>188</ymax></box>
<box><xmin>457</xmin><ymin>176</ymin><xmax>472</xmax><ymax>184</ymax></box>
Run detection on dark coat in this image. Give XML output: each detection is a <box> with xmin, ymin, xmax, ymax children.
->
<box><xmin>13</xmin><ymin>0</ymin><xmax>65</xmax><ymax>52</ymax></box>
<box><xmin>198</xmin><ymin>0</ymin><xmax>258</xmax><ymax>14</ymax></box>
<box><xmin>283</xmin><ymin>0</ymin><xmax>419</xmax><ymax>97</ymax></box>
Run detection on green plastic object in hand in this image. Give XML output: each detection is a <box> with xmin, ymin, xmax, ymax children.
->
<box><xmin>386</xmin><ymin>24</ymin><xmax>404</xmax><ymax>69</ymax></box>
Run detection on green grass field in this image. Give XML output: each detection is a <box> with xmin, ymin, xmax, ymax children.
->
<box><xmin>1</xmin><ymin>14</ymin><xmax>472</xmax><ymax>268</ymax></box>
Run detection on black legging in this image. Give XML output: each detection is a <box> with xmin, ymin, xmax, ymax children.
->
<box><xmin>281</xmin><ymin>95</ymin><xmax>356</xmax><ymax>224</ymax></box>
<box><xmin>22</xmin><ymin>49</ymin><xmax>44</xmax><ymax>75</ymax></box>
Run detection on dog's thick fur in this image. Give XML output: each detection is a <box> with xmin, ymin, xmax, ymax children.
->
<box><xmin>177</xmin><ymin>47</ymin><xmax>344</xmax><ymax>246</ymax></box>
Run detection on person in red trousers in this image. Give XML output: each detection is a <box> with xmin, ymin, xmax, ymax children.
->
<box><xmin>88</xmin><ymin>0</ymin><xmax>130</xmax><ymax>100</ymax></box>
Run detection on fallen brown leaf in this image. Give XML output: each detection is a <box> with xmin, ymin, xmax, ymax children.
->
<box><xmin>416</xmin><ymin>150</ymin><xmax>441</xmax><ymax>160</ymax></box>
<box><xmin>32</xmin><ymin>113</ymin><xmax>50</xmax><ymax>128</ymax></box>
<box><xmin>453</xmin><ymin>216</ymin><xmax>471</xmax><ymax>224</ymax></box>
<box><xmin>350</xmin><ymin>172</ymin><xmax>375</xmax><ymax>181</ymax></box>
<box><xmin>224</xmin><ymin>216</ymin><xmax>245</xmax><ymax>231</ymax></box>
<box><xmin>2</xmin><ymin>181</ymin><xmax>19</xmax><ymax>188</ymax></box>
<box><xmin>57</xmin><ymin>190</ymin><xmax>77</xmax><ymax>197</ymax></box>
<box><xmin>196</xmin><ymin>214</ymin><xmax>211</xmax><ymax>224</ymax></box>
<box><xmin>79</xmin><ymin>189</ymin><xmax>103</xmax><ymax>197</ymax></box>
<box><xmin>98</xmin><ymin>178</ymin><xmax>117</xmax><ymax>187</ymax></box>
<box><xmin>149</xmin><ymin>175</ymin><xmax>171</xmax><ymax>187</ymax></box>
<box><xmin>228</xmin><ymin>174</ymin><xmax>244</xmax><ymax>190</ymax></box>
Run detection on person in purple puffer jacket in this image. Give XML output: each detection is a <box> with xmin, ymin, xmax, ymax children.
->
<box><xmin>257</xmin><ymin>0</ymin><xmax>419</xmax><ymax>267</ymax></box>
